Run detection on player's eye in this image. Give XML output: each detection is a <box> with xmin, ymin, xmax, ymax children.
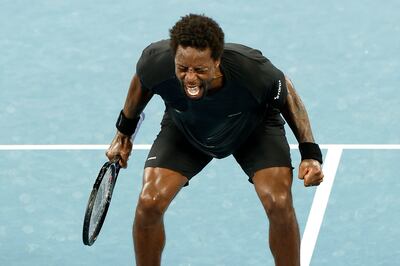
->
<box><xmin>195</xmin><ymin>68</ymin><xmax>208</xmax><ymax>74</ymax></box>
<box><xmin>178</xmin><ymin>66</ymin><xmax>188</xmax><ymax>72</ymax></box>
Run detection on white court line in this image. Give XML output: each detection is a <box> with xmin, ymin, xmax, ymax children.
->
<box><xmin>300</xmin><ymin>147</ymin><xmax>343</xmax><ymax>266</ymax></box>
<box><xmin>0</xmin><ymin>144</ymin><xmax>399</xmax><ymax>150</ymax></box>
<box><xmin>0</xmin><ymin>143</ymin><xmax>398</xmax><ymax>265</ymax></box>
<box><xmin>0</xmin><ymin>144</ymin><xmax>152</xmax><ymax>150</ymax></box>
<box><xmin>290</xmin><ymin>144</ymin><xmax>400</xmax><ymax>150</ymax></box>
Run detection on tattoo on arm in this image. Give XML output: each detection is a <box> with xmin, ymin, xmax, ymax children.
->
<box><xmin>281</xmin><ymin>76</ymin><xmax>315</xmax><ymax>143</ymax></box>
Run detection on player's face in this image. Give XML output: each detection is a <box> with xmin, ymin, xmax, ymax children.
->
<box><xmin>175</xmin><ymin>45</ymin><xmax>220</xmax><ymax>100</ymax></box>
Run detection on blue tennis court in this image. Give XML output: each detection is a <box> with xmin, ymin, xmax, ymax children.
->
<box><xmin>1</xmin><ymin>0</ymin><xmax>399</xmax><ymax>265</ymax></box>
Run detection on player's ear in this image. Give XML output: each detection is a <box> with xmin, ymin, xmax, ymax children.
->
<box><xmin>214</xmin><ymin>58</ymin><xmax>221</xmax><ymax>68</ymax></box>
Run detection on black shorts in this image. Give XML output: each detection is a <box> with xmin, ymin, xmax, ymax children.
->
<box><xmin>144</xmin><ymin>116</ymin><xmax>292</xmax><ymax>185</ymax></box>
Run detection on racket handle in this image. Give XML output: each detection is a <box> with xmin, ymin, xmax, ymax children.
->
<box><xmin>111</xmin><ymin>155</ymin><xmax>121</xmax><ymax>165</ymax></box>
<box><xmin>115</xmin><ymin>162</ymin><xmax>121</xmax><ymax>172</ymax></box>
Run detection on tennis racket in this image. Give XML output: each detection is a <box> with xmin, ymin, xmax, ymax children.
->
<box><xmin>82</xmin><ymin>112</ymin><xmax>145</xmax><ymax>246</ymax></box>
<box><xmin>82</xmin><ymin>160</ymin><xmax>120</xmax><ymax>246</ymax></box>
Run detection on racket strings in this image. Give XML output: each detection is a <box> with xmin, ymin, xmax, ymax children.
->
<box><xmin>89</xmin><ymin>168</ymin><xmax>114</xmax><ymax>235</ymax></box>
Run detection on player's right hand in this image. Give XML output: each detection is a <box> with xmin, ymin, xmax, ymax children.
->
<box><xmin>106</xmin><ymin>131</ymin><xmax>133</xmax><ymax>168</ymax></box>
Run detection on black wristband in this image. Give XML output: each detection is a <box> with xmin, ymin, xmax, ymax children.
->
<box><xmin>299</xmin><ymin>142</ymin><xmax>323</xmax><ymax>164</ymax></box>
<box><xmin>116</xmin><ymin>110</ymin><xmax>140</xmax><ymax>136</ymax></box>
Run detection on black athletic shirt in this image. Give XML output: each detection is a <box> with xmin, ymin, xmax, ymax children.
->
<box><xmin>136</xmin><ymin>39</ymin><xmax>287</xmax><ymax>158</ymax></box>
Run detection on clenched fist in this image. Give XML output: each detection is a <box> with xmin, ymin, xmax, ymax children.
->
<box><xmin>298</xmin><ymin>159</ymin><xmax>324</xmax><ymax>187</ymax></box>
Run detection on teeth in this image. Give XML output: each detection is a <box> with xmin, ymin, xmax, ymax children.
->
<box><xmin>186</xmin><ymin>86</ymin><xmax>200</xmax><ymax>96</ymax></box>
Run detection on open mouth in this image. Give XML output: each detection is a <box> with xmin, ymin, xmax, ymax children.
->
<box><xmin>186</xmin><ymin>85</ymin><xmax>200</xmax><ymax>96</ymax></box>
<box><xmin>184</xmin><ymin>85</ymin><xmax>204</xmax><ymax>100</ymax></box>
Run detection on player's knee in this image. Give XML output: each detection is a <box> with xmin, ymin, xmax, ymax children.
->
<box><xmin>261</xmin><ymin>190</ymin><xmax>294</xmax><ymax>221</ymax></box>
<box><xmin>137</xmin><ymin>190</ymin><xmax>168</xmax><ymax>219</ymax></box>
<box><xmin>135</xmin><ymin>168</ymin><xmax>185</xmax><ymax>226</ymax></box>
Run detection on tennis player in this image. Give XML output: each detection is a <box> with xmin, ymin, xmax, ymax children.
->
<box><xmin>106</xmin><ymin>14</ymin><xmax>324</xmax><ymax>266</ymax></box>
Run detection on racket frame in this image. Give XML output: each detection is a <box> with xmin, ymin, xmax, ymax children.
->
<box><xmin>82</xmin><ymin>161</ymin><xmax>120</xmax><ymax>246</ymax></box>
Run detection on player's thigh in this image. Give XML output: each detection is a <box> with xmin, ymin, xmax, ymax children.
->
<box><xmin>252</xmin><ymin>167</ymin><xmax>293</xmax><ymax>196</ymax></box>
<box><xmin>233</xmin><ymin>123</ymin><xmax>292</xmax><ymax>184</ymax></box>
<box><xmin>141</xmin><ymin>167</ymin><xmax>188</xmax><ymax>203</ymax></box>
<box><xmin>144</xmin><ymin>114</ymin><xmax>212</xmax><ymax>186</ymax></box>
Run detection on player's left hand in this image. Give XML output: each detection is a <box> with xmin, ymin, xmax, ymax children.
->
<box><xmin>298</xmin><ymin>159</ymin><xmax>324</xmax><ymax>187</ymax></box>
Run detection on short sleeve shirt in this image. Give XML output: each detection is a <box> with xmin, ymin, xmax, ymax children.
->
<box><xmin>136</xmin><ymin>39</ymin><xmax>287</xmax><ymax>158</ymax></box>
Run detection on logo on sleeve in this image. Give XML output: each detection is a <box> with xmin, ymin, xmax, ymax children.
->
<box><xmin>274</xmin><ymin>80</ymin><xmax>282</xmax><ymax>100</ymax></box>
<box><xmin>227</xmin><ymin>112</ymin><xmax>242</xmax><ymax>118</ymax></box>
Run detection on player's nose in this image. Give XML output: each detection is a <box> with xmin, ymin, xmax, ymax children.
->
<box><xmin>185</xmin><ymin>70</ymin><xmax>198</xmax><ymax>83</ymax></box>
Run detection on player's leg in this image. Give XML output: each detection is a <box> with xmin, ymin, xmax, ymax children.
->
<box><xmin>252</xmin><ymin>167</ymin><xmax>300</xmax><ymax>266</ymax></box>
<box><xmin>133</xmin><ymin>167</ymin><xmax>187</xmax><ymax>266</ymax></box>
<box><xmin>233</xmin><ymin>115</ymin><xmax>298</xmax><ymax>265</ymax></box>
<box><xmin>133</xmin><ymin>113</ymin><xmax>212</xmax><ymax>266</ymax></box>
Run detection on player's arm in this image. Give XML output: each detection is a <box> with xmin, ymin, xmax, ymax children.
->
<box><xmin>280</xmin><ymin>76</ymin><xmax>324</xmax><ymax>186</ymax></box>
<box><xmin>280</xmin><ymin>77</ymin><xmax>315</xmax><ymax>143</ymax></box>
<box><xmin>106</xmin><ymin>74</ymin><xmax>153</xmax><ymax>168</ymax></box>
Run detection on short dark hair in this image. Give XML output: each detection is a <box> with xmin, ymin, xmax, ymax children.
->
<box><xmin>169</xmin><ymin>14</ymin><xmax>225</xmax><ymax>60</ymax></box>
